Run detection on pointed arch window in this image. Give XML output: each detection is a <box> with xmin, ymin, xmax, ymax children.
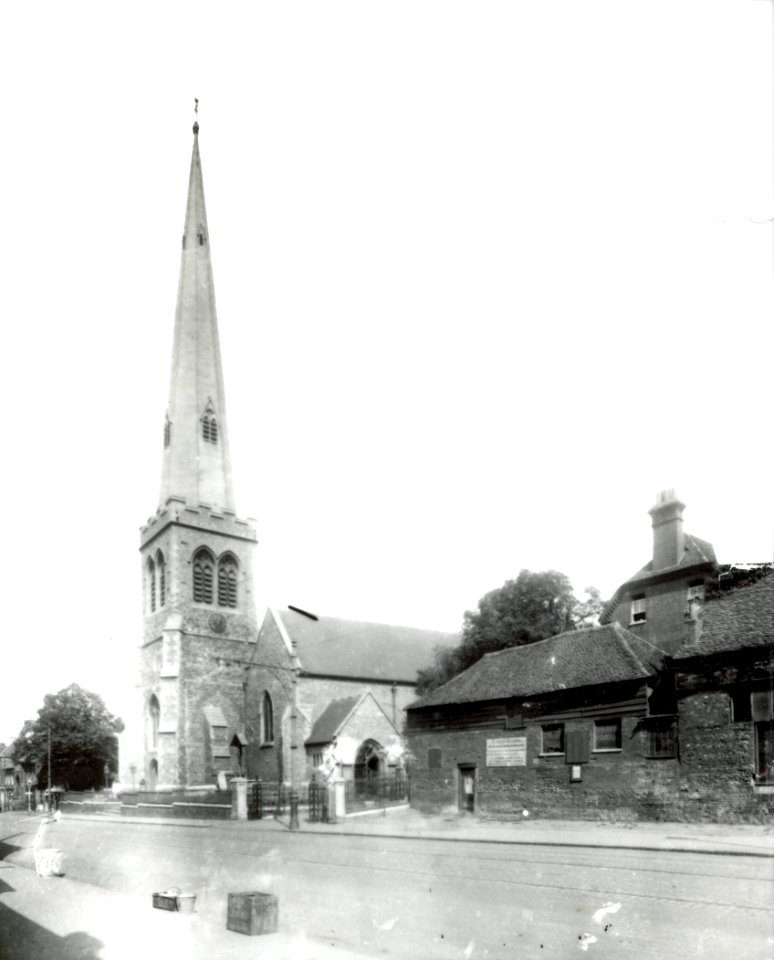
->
<box><xmin>149</xmin><ymin>695</ymin><xmax>160</xmax><ymax>749</ymax></box>
<box><xmin>202</xmin><ymin>415</ymin><xmax>218</xmax><ymax>444</ymax></box>
<box><xmin>262</xmin><ymin>691</ymin><xmax>274</xmax><ymax>745</ymax></box>
<box><xmin>218</xmin><ymin>555</ymin><xmax>238</xmax><ymax>608</ymax></box>
<box><xmin>193</xmin><ymin>548</ymin><xmax>214</xmax><ymax>604</ymax></box>
<box><xmin>148</xmin><ymin>558</ymin><xmax>156</xmax><ymax>612</ymax></box>
<box><xmin>202</xmin><ymin>401</ymin><xmax>218</xmax><ymax>444</ymax></box>
<box><xmin>156</xmin><ymin>551</ymin><xmax>166</xmax><ymax>608</ymax></box>
<box><xmin>164</xmin><ymin>416</ymin><xmax>171</xmax><ymax>448</ymax></box>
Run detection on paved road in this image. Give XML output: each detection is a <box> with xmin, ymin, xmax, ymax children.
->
<box><xmin>4</xmin><ymin>816</ymin><xmax>773</xmax><ymax>958</ymax></box>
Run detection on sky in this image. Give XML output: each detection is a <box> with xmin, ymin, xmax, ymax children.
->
<box><xmin>0</xmin><ymin>2</ymin><xmax>772</xmax><ymax>744</ymax></box>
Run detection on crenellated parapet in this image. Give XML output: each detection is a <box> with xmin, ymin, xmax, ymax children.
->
<box><xmin>140</xmin><ymin>496</ymin><xmax>258</xmax><ymax>549</ymax></box>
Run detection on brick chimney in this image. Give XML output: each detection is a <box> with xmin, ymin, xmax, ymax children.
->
<box><xmin>648</xmin><ymin>489</ymin><xmax>685</xmax><ymax>571</ymax></box>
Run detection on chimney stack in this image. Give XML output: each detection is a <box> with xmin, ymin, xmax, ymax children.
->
<box><xmin>648</xmin><ymin>489</ymin><xmax>685</xmax><ymax>571</ymax></box>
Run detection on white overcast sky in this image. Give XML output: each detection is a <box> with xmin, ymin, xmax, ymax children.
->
<box><xmin>1</xmin><ymin>2</ymin><xmax>771</xmax><ymax>740</ymax></box>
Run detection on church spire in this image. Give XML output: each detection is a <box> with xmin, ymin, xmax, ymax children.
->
<box><xmin>159</xmin><ymin>118</ymin><xmax>236</xmax><ymax>512</ymax></box>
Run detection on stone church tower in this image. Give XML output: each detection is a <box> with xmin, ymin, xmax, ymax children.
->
<box><xmin>139</xmin><ymin>120</ymin><xmax>258</xmax><ymax>788</ymax></box>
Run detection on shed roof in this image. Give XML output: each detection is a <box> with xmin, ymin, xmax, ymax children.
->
<box><xmin>672</xmin><ymin>571</ymin><xmax>774</xmax><ymax>660</ymax></box>
<box><xmin>274</xmin><ymin>608</ymin><xmax>459</xmax><ymax>684</ymax></box>
<box><xmin>409</xmin><ymin>623</ymin><xmax>666</xmax><ymax>710</ymax></box>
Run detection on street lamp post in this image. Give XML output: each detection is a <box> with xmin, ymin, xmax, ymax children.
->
<box><xmin>288</xmin><ymin>634</ymin><xmax>300</xmax><ymax>830</ymax></box>
<box><xmin>47</xmin><ymin>726</ymin><xmax>52</xmax><ymax>812</ymax></box>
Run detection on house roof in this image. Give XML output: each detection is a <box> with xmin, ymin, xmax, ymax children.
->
<box><xmin>672</xmin><ymin>571</ymin><xmax>774</xmax><ymax>660</ymax></box>
<box><xmin>600</xmin><ymin>533</ymin><xmax>717</xmax><ymax>622</ymax></box>
<box><xmin>274</xmin><ymin>608</ymin><xmax>459</xmax><ymax>684</ymax></box>
<box><xmin>305</xmin><ymin>696</ymin><xmax>362</xmax><ymax>746</ymax></box>
<box><xmin>409</xmin><ymin>623</ymin><xmax>666</xmax><ymax>710</ymax></box>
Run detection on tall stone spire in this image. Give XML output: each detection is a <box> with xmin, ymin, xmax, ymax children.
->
<box><xmin>159</xmin><ymin>119</ymin><xmax>235</xmax><ymax>512</ymax></box>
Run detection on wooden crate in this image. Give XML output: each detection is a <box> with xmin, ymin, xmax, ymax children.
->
<box><xmin>227</xmin><ymin>892</ymin><xmax>278</xmax><ymax>935</ymax></box>
<box><xmin>152</xmin><ymin>893</ymin><xmax>178</xmax><ymax>911</ymax></box>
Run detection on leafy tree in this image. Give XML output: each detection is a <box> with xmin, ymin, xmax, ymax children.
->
<box><xmin>417</xmin><ymin>570</ymin><xmax>592</xmax><ymax>695</ymax></box>
<box><xmin>12</xmin><ymin>684</ymin><xmax>124</xmax><ymax>792</ymax></box>
<box><xmin>574</xmin><ymin>586</ymin><xmax>605</xmax><ymax>629</ymax></box>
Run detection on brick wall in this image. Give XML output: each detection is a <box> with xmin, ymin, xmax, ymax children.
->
<box><xmin>408</xmin><ymin>717</ymin><xmax>682</xmax><ymax>821</ymax></box>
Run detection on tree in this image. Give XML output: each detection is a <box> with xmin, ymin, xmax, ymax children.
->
<box><xmin>574</xmin><ymin>586</ymin><xmax>605</xmax><ymax>629</ymax></box>
<box><xmin>12</xmin><ymin>684</ymin><xmax>124</xmax><ymax>792</ymax></box>
<box><xmin>416</xmin><ymin>569</ymin><xmax>593</xmax><ymax>695</ymax></box>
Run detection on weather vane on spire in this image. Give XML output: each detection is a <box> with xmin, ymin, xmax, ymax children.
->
<box><xmin>193</xmin><ymin>98</ymin><xmax>199</xmax><ymax>134</ymax></box>
<box><xmin>195</xmin><ymin>97</ymin><xmax>199</xmax><ymax>117</ymax></box>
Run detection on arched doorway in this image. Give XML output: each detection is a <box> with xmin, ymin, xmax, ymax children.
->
<box><xmin>354</xmin><ymin>740</ymin><xmax>383</xmax><ymax>799</ymax></box>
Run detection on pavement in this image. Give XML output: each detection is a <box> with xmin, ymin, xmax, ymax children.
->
<box><xmin>1</xmin><ymin>806</ymin><xmax>771</xmax><ymax>960</ymax></box>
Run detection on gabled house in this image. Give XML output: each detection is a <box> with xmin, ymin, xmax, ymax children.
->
<box><xmin>600</xmin><ymin>490</ymin><xmax>718</xmax><ymax>654</ymax></box>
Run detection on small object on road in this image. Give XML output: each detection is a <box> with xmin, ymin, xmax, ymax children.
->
<box><xmin>227</xmin><ymin>892</ymin><xmax>279</xmax><ymax>936</ymax></box>
<box><xmin>33</xmin><ymin>810</ymin><xmax>64</xmax><ymax>877</ymax></box>
<box><xmin>152</xmin><ymin>890</ymin><xmax>180</xmax><ymax>911</ymax></box>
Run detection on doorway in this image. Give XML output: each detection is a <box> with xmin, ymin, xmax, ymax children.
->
<box><xmin>458</xmin><ymin>764</ymin><xmax>476</xmax><ymax>813</ymax></box>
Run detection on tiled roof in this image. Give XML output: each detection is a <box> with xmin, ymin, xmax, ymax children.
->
<box><xmin>409</xmin><ymin>623</ymin><xmax>666</xmax><ymax>710</ymax></box>
<box><xmin>305</xmin><ymin>696</ymin><xmax>361</xmax><ymax>746</ymax></box>
<box><xmin>672</xmin><ymin>572</ymin><xmax>774</xmax><ymax>660</ymax></box>
<box><xmin>600</xmin><ymin>533</ymin><xmax>717</xmax><ymax>623</ymax></box>
<box><xmin>277</xmin><ymin>609</ymin><xmax>459</xmax><ymax>684</ymax></box>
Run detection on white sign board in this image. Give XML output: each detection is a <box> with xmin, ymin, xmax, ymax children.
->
<box><xmin>486</xmin><ymin>737</ymin><xmax>527</xmax><ymax>767</ymax></box>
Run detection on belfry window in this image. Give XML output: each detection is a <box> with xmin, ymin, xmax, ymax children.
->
<box><xmin>148</xmin><ymin>558</ymin><xmax>156</xmax><ymax>612</ymax></box>
<box><xmin>156</xmin><ymin>551</ymin><xmax>166</xmax><ymax>608</ymax></box>
<box><xmin>193</xmin><ymin>548</ymin><xmax>214</xmax><ymax>604</ymax></box>
<box><xmin>218</xmin><ymin>555</ymin><xmax>238</xmax><ymax>608</ymax></box>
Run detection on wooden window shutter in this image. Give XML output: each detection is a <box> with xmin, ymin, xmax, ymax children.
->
<box><xmin>565</xmin><ymin>729</ymin><xmax>590</xmax><ymax>764</ymax></box>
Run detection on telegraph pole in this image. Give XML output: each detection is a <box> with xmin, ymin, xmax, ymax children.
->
<box><xmin>47</xmin><ymin>726</ymin><xmax>52</xmax><ymax>811</ymax></box>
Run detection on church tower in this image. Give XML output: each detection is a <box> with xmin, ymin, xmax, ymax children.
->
<box><xmin>139</xmin><ymin>119</ymin><xmax>257</xmax><ymax>788</ymax></box>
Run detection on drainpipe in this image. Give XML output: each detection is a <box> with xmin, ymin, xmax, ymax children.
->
<box><xmin>391</xmin><ymin>682</ymin><xmax>397</xmax><ymax>728</ymax></box>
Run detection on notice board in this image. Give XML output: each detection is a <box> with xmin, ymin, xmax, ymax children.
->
<box><xmin>486</xmin><ymin>737</ymin><xmax>527</xmax><ymax>767</ymax></box>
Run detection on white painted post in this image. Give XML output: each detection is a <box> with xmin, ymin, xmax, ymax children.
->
<box><xmin>231</xmin><ymin>777</ymin><xmax>247</xmax><ymax>820</ymax></box>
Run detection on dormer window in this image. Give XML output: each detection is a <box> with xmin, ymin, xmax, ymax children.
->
<box><xmin>631</xmin><ymin>594</ymin><xmax>647</xmax><ymax>623</ymax></box>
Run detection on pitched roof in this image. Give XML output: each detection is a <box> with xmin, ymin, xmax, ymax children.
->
<box><xmin>672</xmin><ymin>571</ymin><xmax>774</xmax><ymax>660</ymax></box>
<box><xmin>409</xmin><ymin>623</ymin><xmax>666</xmax><ymax>710</ymax></box>
<box><xmin>600</xmin><ymin>533</ymin><xmax>717</xmax><ymax>622</ymax></box>
<box><xmin>275</xmin><ymin>608</ymin><xmax>459</xmax><ymax>684</ymax></box>
<box><xmin>305</xmin><ymin>696</ymin><xmax>361</xmax><ymax>746</ymax></box>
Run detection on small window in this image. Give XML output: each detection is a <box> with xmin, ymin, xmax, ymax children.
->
<box><xmin>730</xmin><ymin>689</ymin><xmax>752</xmax><ymax>722</ymax></box>
<box><xmin>754</xmin><ymin>721</ymin><xmax>774</xmax><ymax>784</ymax></box>
<box><xmin>428</xmin><ymin>748</ymin><xmax>442</xmax><ymax>770</ymax></box>
<box><xmin>541</xmin><ymin>723</ymin><xmax>564</xmax><ymax>755</ymax></box>
<box><xmin>594</xmin><ymin>718</ymin><xmax>622</xmax><ymax>751</ymax></box>
<box><xmin>262</xmin><ymin>691</ymin><xmax>274</xmax><ymax>745</ymax></box>
<box><xmin>646</xmin><ymin>717</ymin><xmax>677</xmax><ymax>759</ymax></box>
<box><xmin>631</xmin><ymin>594</ymin><xmax>647</xmax><ymax>623</ymax></box>
<box><xmin>149</xmin><ymin>695</ymin><xmax>160</xmax><ymax>750</ymax></box>
<box><xmin>164</xmin><ymin>418</ymin><xmax>171</xmax><ymax>448</ymax></box>
<box><xmin>505</xmin><ymin>706</ymin><xmax>524</xmax><ymax>730</ymax></box>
